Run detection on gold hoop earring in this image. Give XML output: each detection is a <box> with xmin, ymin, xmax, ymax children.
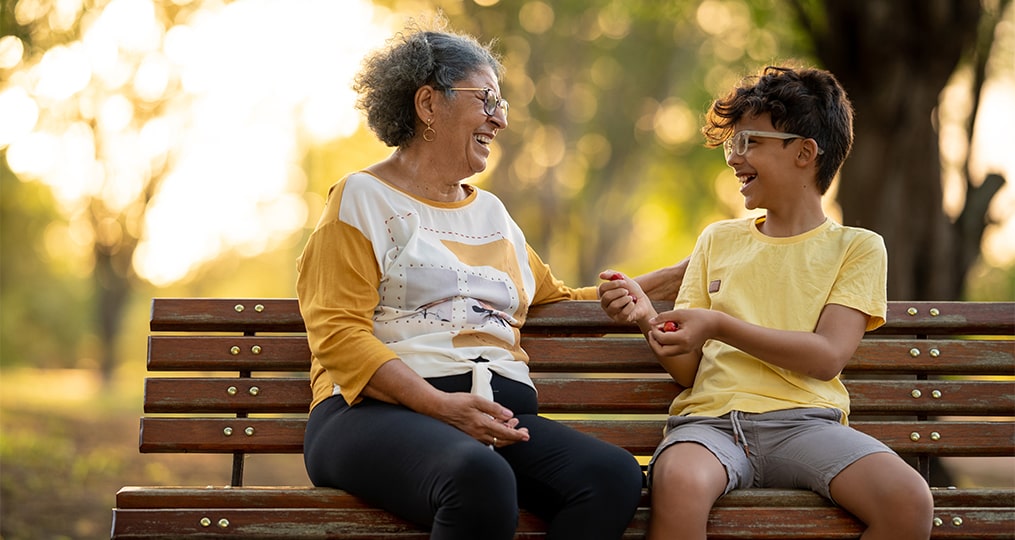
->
<box><xmin>423</xmin><ymin>118</ymin><xmax>436</xmax><ymax>142</ymax></box>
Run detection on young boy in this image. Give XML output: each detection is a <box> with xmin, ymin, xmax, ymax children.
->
<box><xmin>599</xmin><ymin>66</ymin><xmax>933</xmax><ymax>540</ymax></box>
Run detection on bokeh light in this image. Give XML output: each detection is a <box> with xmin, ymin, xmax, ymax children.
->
<box><xmin>3</xmin><ymin>0</ymin><xmax>396</xmax><ymax>286</ymax></box>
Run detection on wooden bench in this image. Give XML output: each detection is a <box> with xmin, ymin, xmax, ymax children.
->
<box><xmin>111</xmin><ymin>298</ymin><xmax>1015</xmax><ymax>539</ymax></box>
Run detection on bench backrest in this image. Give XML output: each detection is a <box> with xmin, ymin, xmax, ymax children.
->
<box><xmin>143</xmin><ymin>299</ymin><xmax>1015</xmax><ymax>486</ymax></box>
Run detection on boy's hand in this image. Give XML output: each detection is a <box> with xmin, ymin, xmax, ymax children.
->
<box><xmin>598</xmin><ymin>270</ymin><xmax>651</xmax><ymax>323</ymax></box>
<box><xmin>649</xmin><ymin>308</ymin><xmax>716</xmax><ymax>356</ymax></box>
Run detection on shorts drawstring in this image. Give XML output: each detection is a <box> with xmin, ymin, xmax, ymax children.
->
<box><xmin>730</xmin><ymin>410</ymin><xmax>750</xmax><ymax>456</ymax></box>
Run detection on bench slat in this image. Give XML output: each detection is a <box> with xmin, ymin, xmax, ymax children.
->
<box><xmin>845</xmin><ymin>339</ymin><xmax>1014</xmax><ymax>375</ymax></box>
<box><xmin>143</xmin><ymin>377</ymin><xmax>1015</xmax><ymax>416</ymax></box>
<box><xmin>109</xmin><ymin>486</ymin><xmax>1015</xmax><ymax>539</ymax></box>
<box><xmin>138</xmin><ymin>417</ymin><xmax>1014</xmax><ymax>456</ymax></box>
<box><xmin>150</xmin><ymin>299</ymin><xmax>1015</xmax><ymax>335</ymax></box>
<box><xmin>148</xmin><ymin>336</ymin><xmax>311</xmax><ymax>371</ymax></box>
<box><xmin>113</xmin><ymin>485</ymin><xmax>1015</xmax><ymax>510</ymax></box>
<box><xmin>109</xmin><ymin>507</ymin><xmax>1015</xmax><ymax>539</ymax></box>
<box><xmin>147</xmin><ymin>335</ymin><xmax>1014</xmax><ymax>375</ymax></box>
<box><xmin>522</xmin><ymin>338</ymin><xmax>1015</xmax><ymax>375</ymax></box>
<box><xmin>144</xmin><ymin>378</ymin><xmax>312</xmax><ymax>413</ymax></box>
<box><xmin>151</xmin><ymin>298</ymin><xmax>306</xmax><ymax>333</ymax></box>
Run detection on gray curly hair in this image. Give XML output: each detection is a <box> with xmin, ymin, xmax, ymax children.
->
<box><xmin>353</xmin><ymin>17</ymin><xmax>504</xmax><ymax>147</ymax></box>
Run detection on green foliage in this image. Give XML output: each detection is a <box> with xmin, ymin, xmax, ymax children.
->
<box><xmin>0</xmin><ymin>159</ymin><xmax>93</xmax><ymax>369</ymax></box>
<box><xmin>966</xmin><ymin>260</ymin><xmax>1015</xmax><ymax>301</ymax></box>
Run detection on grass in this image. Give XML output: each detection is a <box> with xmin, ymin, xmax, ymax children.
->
<box><xmin>0</xmin><ymin>368</ymin><xmax>308</xmax><ymax>540</ymax></box>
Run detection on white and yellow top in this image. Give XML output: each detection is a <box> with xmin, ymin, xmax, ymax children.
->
<box><xmin>296</xmin><ymin>172</ymin><xmax>595</xmax><ymax>410</ymax></box>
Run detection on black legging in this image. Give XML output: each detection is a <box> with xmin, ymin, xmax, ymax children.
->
<box><xmin>304</xmin><ymin>371</ymin><xmax>643</xmax><ymax>540</ymax></box>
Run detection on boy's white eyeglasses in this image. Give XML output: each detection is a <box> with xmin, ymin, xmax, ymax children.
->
<box><xmin>449</xmin><ymin>87</ymin><xmax>509</xmax><ymax>118</ymax></box>
<box><xmin>723</xmin><ymin>130</ymin><xmax>824</xmax><ymax>158</ymax></box>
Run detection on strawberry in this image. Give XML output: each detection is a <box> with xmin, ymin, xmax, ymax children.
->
<box><xmin>608</xmin><ymin>272</ymin><xmax>637</xmax><ymax>303</ymax></box>
<box><xmin>662</xmin><ymin>321</ymin><xmax>678</xmax><ymax>332</ymax></box>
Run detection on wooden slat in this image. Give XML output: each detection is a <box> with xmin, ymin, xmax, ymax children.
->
<box><xmin>114</xmin><ymin>485</ymin><xmax>1015</xmax><ymax>511</ymax></box>
<box><xmin>522</xmin><ymin>300</ymin><xmax>1015</xmax><ymax>336</ymax></box>
<box><xmin>563</xmin><ymin>419</ymin><xmax>1015</xmax><ymax>457</ymax></box>
<box><xmin>146</xmin><ymin>334</ymin><xmax>1014</xmax><ymax>375</ymax></box>
<box><xmin>109</xmin><ymin>487</ymin><xmax>1015</xmax><ymax>539</ymax></box>
<box><xmin>139</xmin><ymin>418</ymin><xmax>307</xmax><ymax>453</ymax></box>
<box><xmin>109</xmin><ymin>506</ymin><xmax>1015</xmax><ymax>539</ymax></box>
<box><xmin>522</xmin><ymin>337</ymin><xmax>1014</xmax><ymax>374</ymax></box>
<box><xmin>148</xmin><ymin>336</ymin><xmax>311</xmax><ymax>371</ymax></box>
<box><xmin>144</xmin><ymin>378</ymin><xmax>312</xmax><ymax>413</ymax></box>
<box><xmin>143</xmin><ymin>377</ymin><xmax>1014</xmax><ymax>416</ymax></box>
<box><xmin>149</xmin><ymin>299</ymin><xmax>1015</xmax><ymax>336</ymax></box>
<box><xmin>846</xmin><ymin>339</ymin><xmax>1015</xmax><ymax>375</ymax></box>
<box><xmin>878</xmin><ymin>302</ymin><xmax>1015</xmax><ymax>336</ymax></box>
<box><xmin>844</xmin><ymin>379</ymin><xmax>1015</xmax><ymax>415</ymax></box>
<box><xmin>138</xmin><ymin>417</ymin><xmax>1015</xmax><ymax>457</ymax></box>
<box><xmin>151</xmin><ymin>298</ymin><xmax>305</xmax><ymax>333</ymax></box>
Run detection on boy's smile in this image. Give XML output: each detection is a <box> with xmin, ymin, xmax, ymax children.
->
<box><xmin>725</xmin><ymin>113</ymin><xmax>825</xmax><ymax>236</ymax></box>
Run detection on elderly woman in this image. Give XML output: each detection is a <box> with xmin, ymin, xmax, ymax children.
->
<box><xmin>296</xmin><ymin>19</ymin><xmax>683</xmax><ymax>539</ymax></box>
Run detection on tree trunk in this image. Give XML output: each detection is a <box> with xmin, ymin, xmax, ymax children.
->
<box><xmin>90</xmin><ymin>199</ymin><xmax>140</xmax><ymax>385</ymax></box>
<box><xmin>794</xmin><ymin>0</ymin><xmax>985</xmax><ymax>300</ymax></box>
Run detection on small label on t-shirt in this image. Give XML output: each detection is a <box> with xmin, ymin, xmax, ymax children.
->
<box><xmin>709</xmin><ymin>280</ymin><xmax>721</xmax><ymax>293</ymax></box>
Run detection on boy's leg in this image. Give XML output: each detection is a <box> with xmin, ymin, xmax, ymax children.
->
<box><xmin>648</xmin><ymin>443</ymin><xmax>727</xmax><ymax>540</ymax></box>
<box><xmin>751</xmin><ymin>408</ymin><xmax>933</xmax><ymax>540</ymax></box>
<box><xmin>646</xmin><ymin>415</ymin><xmax>750</xmax><ymax>540</ymax></box>
<box><xmin>829</xmin><ymin>452</ymin><xmax>933</xmax><ymax>540</ymax></box>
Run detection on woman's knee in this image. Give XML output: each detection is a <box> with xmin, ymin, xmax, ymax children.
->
<box><xmin>431</xmin><ymin>442</ymin><xmax>519</xmax><ymax>536</ymax></box>
<box><xmin>439</xmin><ymin>441</ymin><xmax>518</xmax><ymax>507</ymax></box>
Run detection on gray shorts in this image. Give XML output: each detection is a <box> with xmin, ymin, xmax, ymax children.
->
<box><xmin>648</xmin><ymin>407</ymin><xmax>894</xmax><ymax>501</ymax></box>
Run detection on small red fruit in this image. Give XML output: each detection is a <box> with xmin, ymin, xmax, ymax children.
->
<box><xmin>662</xmin><ymin>321</ymin><xmax>678</xmax><ymax>332</ymax></box>
<box><xmin>608</xmin><ymin>272</ymin><xmax>637</xmax><ymax>303</ymax></box>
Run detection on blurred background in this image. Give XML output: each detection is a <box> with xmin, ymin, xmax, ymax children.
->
<box><xmin>1</xmin><ymin>0</ymin><xmax>1012</xmax><ymax>538</ymax></box>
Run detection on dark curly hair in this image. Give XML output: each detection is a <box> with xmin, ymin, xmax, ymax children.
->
<box><xmin>702</xmin><ymin>66</ymin><xmax>854</xmax><ymax>194</ymax></box>
<box><xmin>353</xmin><ymin>17</ymin><xmax>503</xmax><ymax>148</ymax></box>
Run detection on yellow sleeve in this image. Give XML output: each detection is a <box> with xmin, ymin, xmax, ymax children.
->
<box><xmin>526</xmin><ymin>244</ymin><xmax>598</xmax><ymax>304</ymax></box>
<box><xmin>296</xmin><ymin>189</ymin><xmax>397</xmax><ymax>408</ymax></box>
<box><xmin>830</xmin><ymin>231</ymin><xmax>888</xmax><ymax>331</ymax></box>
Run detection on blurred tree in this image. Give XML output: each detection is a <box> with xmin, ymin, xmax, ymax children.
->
<box><xmin>0</xmin><ymin>158</ymin><xmax>92</xmax><ymax>370</ymax></box>
<box><xmin>0</xmin><ymin>0</ymin><xmax>202</xmax><ymax>381</ymax></box>
<box><xmin>791</xmin><ymin>0</ymin><xmax>1010</xmax><ymax>300</ymax></box>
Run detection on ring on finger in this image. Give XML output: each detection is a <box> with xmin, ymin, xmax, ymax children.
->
<box><xmin>493</xmin><ymin>437</ymin><xmax>498</xmax><ymax>445</ymax></box>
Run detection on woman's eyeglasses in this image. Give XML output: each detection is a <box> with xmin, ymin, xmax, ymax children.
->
<box><xmin>449</xmin><ymin>87</ymin><xmax>509</xmax><ymax>118</ymax></box>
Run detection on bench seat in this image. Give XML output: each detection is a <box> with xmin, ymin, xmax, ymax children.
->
<box><xmin>112</xmin><ymin>486</ymin><xmax>1014</xmax><ymax>539</ymax></box>
<box><xmin>111</xmin><ymin>299</ymin><xmax>1015</xmax><ymax>539</ymax></box>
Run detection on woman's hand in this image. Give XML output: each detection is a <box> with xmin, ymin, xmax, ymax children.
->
<box><xmin>598</xmin><ymin>270</ymin><xmax>653</xmax><ymax>324</ymax></box>
<box><xmin>363</xmin><ymin>359</ymin><xmax>529</xmax><ymax>447</ymax></box>
<box><xmin>432</xmin><ymin>392</ymin><xmax>530</xmax><ymax>447</ymax></box>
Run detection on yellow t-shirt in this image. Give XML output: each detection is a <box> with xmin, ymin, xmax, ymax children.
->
<box><xmin>669</xmin><ymin>216</ymin><xmax>887</xmax><ymax>419</ymax></box>
<box><xmin>296</xmin><ymin>172</ymin><xmax>595</xmax><ymax>410</ymax></box>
